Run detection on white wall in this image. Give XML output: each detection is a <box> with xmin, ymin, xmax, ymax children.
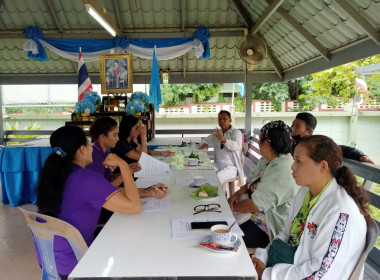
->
<box><xmin>4</xmin><ymin>113</ymin><xmax>380</xmax><ymax>163</ymax></box>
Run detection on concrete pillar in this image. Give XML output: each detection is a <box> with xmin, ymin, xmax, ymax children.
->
<box><xmin>244</xmin><ymin>77</ymin><xmax>253</xmax><ymax>140</ymax></box>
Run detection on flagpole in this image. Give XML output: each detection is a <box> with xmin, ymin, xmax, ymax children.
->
<box><xmin>153</xmin><ymin>45</ymin><xmax>156</xmax><ymax>110</ymax></box>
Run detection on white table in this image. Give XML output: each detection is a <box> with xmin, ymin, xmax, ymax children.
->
<box><xmin>69</xmin><ymin>168</ymin><xmax>257</xmax><ymax>280</ymax></box>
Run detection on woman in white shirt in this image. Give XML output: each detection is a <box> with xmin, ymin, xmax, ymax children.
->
<box><xmin>253</xmin><ymin>135</ymin><xmax>371</xmax><ymax>280</ymax></box>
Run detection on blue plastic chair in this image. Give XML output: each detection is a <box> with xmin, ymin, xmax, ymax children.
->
<box><xmin>19</xmin><ymin>208</ymin><xmax>88</xmax><ymax>280</ymax></box>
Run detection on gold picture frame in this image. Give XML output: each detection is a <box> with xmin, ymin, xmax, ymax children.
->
<box><xmin>100</xmin><ymin>53</ymin><xmax>133</xmax><ymax>94</ymax></box>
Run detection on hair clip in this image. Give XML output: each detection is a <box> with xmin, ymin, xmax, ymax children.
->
<box><xmin>52</xmin><ymin>147</ymin><xmax>67</xmax><ymax>158</ymax></box>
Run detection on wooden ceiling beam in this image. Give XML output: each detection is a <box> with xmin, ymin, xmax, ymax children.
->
<box><xmin>231</xmin><ymin>0</ymin><xmax>253</xmax><ymax>31</ymax></box>
<box><xmin>46</xmin><ymin>0</ymin><xmax>63</xmax><ymax>33</ymax></box>
<box><xmin>0</xmin><ymin>29</ymin><xmax>245</xmax><ymax>39</ymax></box>
<box><xmin>181</xmin><ymin>0</ymin><xmax>186</xmax><ymax>78</ymax></box>
<box><xmin>231</xmin><ymin>0</ymin><xmax>283</xmax><ymax>78</ymax></box>
<box><xmin>113</xmin><ymin>0</ymin><xmax>123</xmax><ymax>31</ymax></box>
<box><xmin>274</xmin><ymin>5</ymin><xmax>330</xmax><ymax>61</ymax></box>
<box><xmin>71</xmin><ymin>61</ymin><xmax>78</xmax><ymax>73</ymax></box>
<box><xmin>252</xmin><ymin>0</ymin><xmax>285</xmax><ymax>34</ymax></box>
<box><xmin>181</xmin><ymin>0</ymin><xmax>186</xmax><ymax>31</ymax></box>
<box><xmin>258</xmin><ymin>34</ymin><xmax>283</xmax><ymax>79</ymax></box>
<box><xmin>334</xmin><ymin>0</ymin><xmax>380</xmax><ymax>46</ymax></box>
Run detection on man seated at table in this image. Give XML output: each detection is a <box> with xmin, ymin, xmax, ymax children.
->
<box><xmin>198</xmin><ymin>110</ymin><xmax>244</xmax><ymax>186</ymax></box>
<box><xmin>291</xmin><ymin>112</ymin><xmax>375</xmax><ymax>163</ymax></box>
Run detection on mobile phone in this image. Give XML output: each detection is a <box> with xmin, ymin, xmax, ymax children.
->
<box><xmin>190</xmin><ymin>221</ymin><xmax>228</xmax><ymax>231</ymax></box>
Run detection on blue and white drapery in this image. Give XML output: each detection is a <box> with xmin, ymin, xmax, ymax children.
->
<box><xmin>23</xmin><ymin>26</ymin><xmax>210</xmax><ymax>62</ymax></box>
<box><xmin>23</xmin><ymin>26</ymin><xmax>210</xmax><ymax>111</ymax></box>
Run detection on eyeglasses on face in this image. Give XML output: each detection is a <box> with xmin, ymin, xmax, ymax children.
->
<box><xmin>193</xmin><ymin>203</ymin><xmax>221</xmax><ymax>215</ymax></box>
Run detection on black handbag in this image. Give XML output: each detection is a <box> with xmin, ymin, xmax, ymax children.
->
<box><xmin>266</xmin><ymin>239</ymin><xmax>295</xmax><ymax>267</ymax></box>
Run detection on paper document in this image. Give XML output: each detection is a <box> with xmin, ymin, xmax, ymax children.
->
<box><xmin>141</xmin><ymin>196</ymin><xmax>173</xmax><ymax>212</ymax></box>
<box><xmin>171</xmin><ymin>216</ymin><xmax>243</xmax><ymax>239</ymax></box>
<box><xmin>175</xmin><ymin>176</ymin><xmax>220</xmax><ymax>186</ymax></box>
<box><xmin>135</xmin><ymin>152</ymin><xmax>172</xmax><ymax>177</ymax></box>
<box><xmin>135</xmin><ymin>177</ymin><xmax>170</xmax><ymax>188</ymax></box>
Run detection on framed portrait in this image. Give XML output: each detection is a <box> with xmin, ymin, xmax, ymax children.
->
<box><xmin>100</xmin><ymin>53</ymin><xmax>133</xmax><ymax>94</ymax></box>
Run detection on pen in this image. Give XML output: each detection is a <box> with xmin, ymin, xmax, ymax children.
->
<box><xmin>144</xmin><ymin>185</ymin><xmax>168</xmax><ymax>192</ymax></box>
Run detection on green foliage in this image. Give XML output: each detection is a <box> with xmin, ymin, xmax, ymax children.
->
<box><xmin>234</xmin><ymin>94</ymin><xmax>245</xmax><ymax>112</ymax></box>
<box><xmin>194</xmin><ymin>83</ymin><xmax>223</xmax><ymax>103</ymax></box>
<box><xmin>252</xmin><ymin>82</ymin><xmax>290</xmax><ymax>112</ymax></box>
<box><xmin>5</xmin><ymin>122</ymin><xmax>43</xmax><ymax>144</ymax></box>
<box><xmin>303</xmin><ymin>54</ymin><xmax>380</xmax><ymax>110</ymax></box>
<box><xmin>161</xmin><ymin>84</ymin><xmax>222</xmax><ymax>106</ymax></box>
<box><xmin>5</xmin><ymin>105</ymin><xmax>74</xmax><ymax>114</ymax></box>
<box><xmin>161</xmin><ymin>84</ymin><xmax>196</xmax><ymax>106</ymax></box>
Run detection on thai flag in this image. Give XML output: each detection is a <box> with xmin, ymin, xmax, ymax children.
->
<box><xmin>78</xmin><ymin>49</ymin><xmax>93</xmax><ymax>101</ymax></box>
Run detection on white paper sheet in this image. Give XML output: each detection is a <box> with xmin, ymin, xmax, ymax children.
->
<box><xmin>134</xmin><ymin>152</ymin><xmax>172</xmax><ymax>177</ymax></box>
<box><xmin>140</xmin><ymin>196</ymin><xmax>173</xmax><ymax>212</ymax></box>
<box><xmin>171</xmin><ymin>216</ymin><xmax>244</xmax><ymax>239</ymax></box>
<box><xmin>175</xmin><ymin>176</ymin><xmax>220</xmax><ymax>186</ymax></box>
<box><xmin>135</xmin><ymin>177</ymin><xmax>170</xmax><ymax>188</ymax></box>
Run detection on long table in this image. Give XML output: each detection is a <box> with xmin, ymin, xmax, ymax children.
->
<box><xmin>0</xmin><ymin>138</ymin><xmax>203</xmax><ymax>207</ymax></box>
<box><xmin>69</xmin><ymin>167</ymin><xmax>257</xmax><ymax>279</ymax></box>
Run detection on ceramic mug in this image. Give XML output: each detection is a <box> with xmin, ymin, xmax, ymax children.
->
<box><xmin>210</xmin><ymin>224</ymin><xmax>238</xmax><ymax>245</ymax></box>
<box><xmin>194</xmin><ymin>175</ymin><xmax>205</xmax><ymax>186</ymax></box>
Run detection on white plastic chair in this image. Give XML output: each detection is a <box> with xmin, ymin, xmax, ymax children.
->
<box><xmin>349</xmin><ymin>218</ymin><xmax>379</xmax><ymax>280</ymax></box>
<box><xmin>18</xmin><ymin>207</ymin><xmax>88</xmax><ymax>280</ymax></box>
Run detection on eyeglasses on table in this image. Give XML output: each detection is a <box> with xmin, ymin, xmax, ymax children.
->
<box><xmin>193</xmin><ymin>203</ymin><xmax>221</xmax><ymax>215</ymax></box>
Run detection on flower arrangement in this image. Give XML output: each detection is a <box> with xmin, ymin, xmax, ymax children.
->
<box><xmin>126</xmin><ymin>91</ymin><xmax>151</xmax><ymax>115</ymax></box>
<box><xmin>74</xmin><ymin>91</ymin><xmax>102</xmax><ymax>114</ymax></box>
<box><xmin>130</xmin><ymin>91</ymin><xmax>150</xmax><ymax>106</ymax></box>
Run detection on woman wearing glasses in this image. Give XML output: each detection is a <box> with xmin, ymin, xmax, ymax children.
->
<box><xmin>228</xmin><ymin>120</ymin><xmax>299</xmax><ymax>249</ymax></box>
<box><xmin>198</xmin><ymin>110</ymin><xmax>244</xmax><ymax>186</ymax></box>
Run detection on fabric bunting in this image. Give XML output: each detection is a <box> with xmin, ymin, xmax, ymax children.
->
<box><xmin>149</xmin><ymin>48</ymin><xmax>162</xmax><ymax>112</ymax></box>
<box><xmin>78</xmin><ymin>49</ymin><xmax>93</xmax><ymax>101</ymax></box>
<box><xmin>23</xmin><ymin>26</ymin><xmax>210</xmax><ymax>62</ymax></box>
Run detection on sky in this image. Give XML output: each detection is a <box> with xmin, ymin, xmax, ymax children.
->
<box><xmin>2</xmin><ymin>84</ymin><xmax>147</xmax><ymax>104</ymax></box>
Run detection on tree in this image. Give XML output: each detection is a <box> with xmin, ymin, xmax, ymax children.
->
<box><xmin>299</xmin><ymin>55</ymin><xmax>380</xmax><ymax>110</ymax></box>
<box><xmin>160</xmin><ymin>84</ymin><xmax>222</xmax><ymax>106</ymax></box>
<box><xmin>252</xmin><ymin>82</ymin><xmax>290</xmax><ymax>111</ymax></box>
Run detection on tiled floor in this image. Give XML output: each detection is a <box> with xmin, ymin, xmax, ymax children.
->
<box><xmin>0</xmin><ymin>201</ymin><xmax>41</xmax><ymax>280</ymax></box>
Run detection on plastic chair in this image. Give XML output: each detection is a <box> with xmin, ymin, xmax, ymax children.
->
<box><xmin>18</xmin><ymin>208</ymin><xmax>88</xmax><ymax>280</ymax></box>
<box><xmin>222</xmin><ymin>143</ymin><xmax>249</xmax><ymax>198</ymax></box>
<box><xmin>349</xmin><ymin>218</ymin><xmax>379</xmax><ymax>280</ymax></box>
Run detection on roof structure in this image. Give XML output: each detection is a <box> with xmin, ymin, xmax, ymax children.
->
<box><xmin>1</xmin><ymin>0</ymin><xmax>380</xmax><ymax>85</ymax></box>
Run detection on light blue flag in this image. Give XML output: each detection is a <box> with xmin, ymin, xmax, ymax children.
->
<box><xmin>150</xmin><ymin>48</ymin><xmax>161</xmax><ymax>112</ymax></box>
<box><xmin>235</xmin><ymin>83</ymin><xmax>245</xmax><ymax>97</ymax></box>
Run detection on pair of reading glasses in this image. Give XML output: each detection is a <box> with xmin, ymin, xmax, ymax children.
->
<box><xmin>193</xmin><ymin>203</ymin><xmax>221</xmax><ymax>215</ymax></box>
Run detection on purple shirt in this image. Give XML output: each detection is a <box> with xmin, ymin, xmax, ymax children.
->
<box><xmin>86</xmin><ymin>141</ymin><xmax>112</xmax><ymax>181</ymax></box>
<box><xmin>36</xmin><ymin>164</ymin><xmax>119</xmax><ymax>275</ymax></box>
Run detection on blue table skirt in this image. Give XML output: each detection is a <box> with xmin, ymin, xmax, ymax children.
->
<box><xmin>0</xmin><ymin>146</ymin><xmax>52</xmax><ymax>206</ymax></box>
<box><xmin>0</xmin><ymin>144</ymin><xmax>167</xmax><ymax>207</ymax></box>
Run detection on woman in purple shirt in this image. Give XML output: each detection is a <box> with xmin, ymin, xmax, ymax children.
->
<box><xmin>35</xmin><ymin>126</ymin><xmax>141</xmax><ymax>279</ymax></box>
<box><xmin>86</xmin><ymin>117</ymin><xmax>168</xmax><ymax>234</ymax></box>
